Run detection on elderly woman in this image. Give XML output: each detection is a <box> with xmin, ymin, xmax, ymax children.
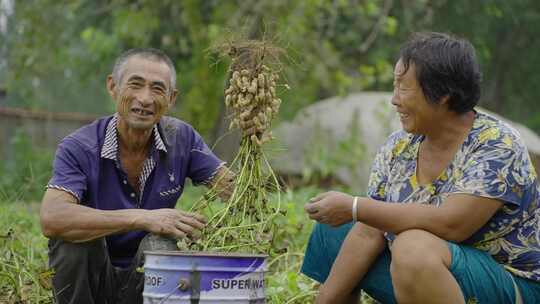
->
<box><xmin>301</xmin><ymin>32</ymin><xmax>540</xmax><ymax>304</ymax></box>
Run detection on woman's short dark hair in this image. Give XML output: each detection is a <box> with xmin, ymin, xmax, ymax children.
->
<box><xmin>399</xmin><ymin>32</ymin><xmax>482</xmax><ymax>114</ymax></box>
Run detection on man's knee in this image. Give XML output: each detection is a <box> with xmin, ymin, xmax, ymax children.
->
<box><xmin>49</xmin><ymin>238</ymin><xmax>107</xmax><ymax>270</ymax></box>
<box><xmin>390</xmin><ymin>229</ymin><xmax>451</xmax><ymax>281</ymax></box>
<box><xmin>48</xmin><ymin>239</ymin><xmax>115</xmax><ymax>304</ymax></box>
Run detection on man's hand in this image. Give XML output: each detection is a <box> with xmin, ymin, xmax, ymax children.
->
<box><xmin>304</xmin><ymin>191</ymin><xmax>355</xmax><ymax>227</ymax></box>
<box><xmin>208</xmin><ymin>166</ymin><xmax>235</xmax><ymax>201</ymax></box>
<box><xmin>138</xmin><ymin>209</ymin><xmax>207</xmax><ymax>240</ymax></box>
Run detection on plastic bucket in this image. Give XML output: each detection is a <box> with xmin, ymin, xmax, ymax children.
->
<box><xmin>142</xmin><ymin>251</ymin><xmax>267</xmax><ymax>304</ymax></box>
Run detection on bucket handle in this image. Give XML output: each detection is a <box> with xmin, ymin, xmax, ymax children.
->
<box><xmin>178</xmin><ymin>278</ymin><xmax>191</xmax><ymax>291</ymax></box>
<box><xmin>157</xmin><ymin>278</ymin><xmax>191</xmax><ymax>304</ymax></box>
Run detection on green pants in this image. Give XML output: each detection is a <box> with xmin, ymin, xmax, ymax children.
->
<box><xmin>301</xmin><ymin>222</ymin><xmax>540</xmax><ymax>303</ymax></box>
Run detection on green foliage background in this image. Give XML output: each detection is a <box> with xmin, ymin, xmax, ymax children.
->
<box><xmin>1</xmin><ymin>1</ymin><xmax>540</xmax><ymax>302</ymax></box>
<box><xmin>4</xmin><ymin>0</ymin><xmax>540</xmax><ymax>136</ymax></box>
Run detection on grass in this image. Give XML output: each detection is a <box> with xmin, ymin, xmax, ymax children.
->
<box><xmin>0</xmin><ymin>203</ymin><xmax>52</xmax><ymax>303</ymax></box>
<box><xmin>0</xmin><ymin>185</ymin><xmax>379</xmax><ymax>303</ymax></box>
<box><xmin>0</xmin><ymin>186</ymin><xmax>322</xmax><ymax>303</ymax></box>
<box><xmin>179</xmin><ymin>185</ymin><xmax>321</xmax><ymax>303</ymax></box>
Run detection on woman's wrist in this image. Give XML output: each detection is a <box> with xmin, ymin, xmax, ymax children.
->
<box><xmin>352</xmin><ymin>196</ymin><xmax>359</xmax><ymax>222</ymax></box>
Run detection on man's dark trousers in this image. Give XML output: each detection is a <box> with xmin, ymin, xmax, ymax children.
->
<box><xmin>48</xmin><ymin>234</ymin><xmax>177</xmax><ymax>304</ymax></box>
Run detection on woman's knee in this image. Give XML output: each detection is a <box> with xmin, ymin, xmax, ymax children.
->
<box><xmin>390</xmin><ymin>229</ymin><xmax>452</xmax><ymax>280</ymax></box>
<box><xmin>350</xmin><ymin>222</ymin><xmax>385</xmax><ymax>243</ymax></box>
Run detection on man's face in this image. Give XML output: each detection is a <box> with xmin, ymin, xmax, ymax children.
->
<box><xmin>108</xmin><ymin>56</ymin><xmax>176</xmax><ymax>130</ymax></box>
<box><xmin>391</xmin><ymin>59</ymin><xmax>439</xmax><ymax>134</ymax></box>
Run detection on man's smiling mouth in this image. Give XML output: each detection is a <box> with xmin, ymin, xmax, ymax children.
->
<box><xmin>131</xmin><ymin>108</ymin><xmax>154</xmax><ymax>116</ymax></box>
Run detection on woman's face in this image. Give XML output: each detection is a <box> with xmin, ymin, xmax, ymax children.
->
<box><xmin>391</xmin><ymin>59</ymin><xmax>441</xmax><ymax>134</ymax></box>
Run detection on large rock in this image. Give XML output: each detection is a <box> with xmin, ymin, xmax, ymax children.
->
<box><xmin>271</xmin><ymin>92</ymin><xmax>540</xmax><ymax>191</ymax></box>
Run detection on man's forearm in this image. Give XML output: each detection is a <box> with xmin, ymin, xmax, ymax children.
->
<box><xmin>41</xmin><ymin>200</ymin><xmax>146</xmax><ymax>243</ymax></box>
<box><xmin>207</xmin><ymin>165</ymin><xmax>235</xmax><ymax>201</ymax></box>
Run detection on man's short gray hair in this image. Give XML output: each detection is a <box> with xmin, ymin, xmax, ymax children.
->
<box><xmin>111</xmin><ymin>48</ymin><xmax>176</xmax><ymax>90</ymax></box>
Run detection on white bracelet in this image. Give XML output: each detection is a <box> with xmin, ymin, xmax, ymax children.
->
<box><xmin>352</xmin><ymin>196</ymin><xmax>359</xmax><ymax>222</ymax></box>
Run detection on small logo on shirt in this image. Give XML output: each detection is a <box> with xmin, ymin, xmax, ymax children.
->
<box><xmin>159</xmin><ymin>184</ymin><xmax>182</xmax><ymax>197</ymax></box>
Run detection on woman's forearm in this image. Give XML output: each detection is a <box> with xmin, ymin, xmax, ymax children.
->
<box><xmin>356</xmin><ymin>197</ymin><xmax>454</xmax><ymax>240</ymax></box>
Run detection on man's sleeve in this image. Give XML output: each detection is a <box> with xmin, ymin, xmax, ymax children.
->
<box><xmin>47</xmin><ymin>138</ymin><xmax>88</xmax><ymax>202</ymax></box>
<box><xmin>187</xmin><ymin>129</ymin><xmax>225</xmax><ymax>185</ymax></box>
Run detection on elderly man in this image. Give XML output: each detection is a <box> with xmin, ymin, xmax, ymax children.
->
<box><xmin>40</xmin><ymin>48</ymin><xmax>233</xmax><ymax>304</ymax></box>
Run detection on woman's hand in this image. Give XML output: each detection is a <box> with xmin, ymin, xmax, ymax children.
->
<box><xmin>304</xmin><ymin>191</ymin><xmax>355</xmax><ymax>227</ymax></box>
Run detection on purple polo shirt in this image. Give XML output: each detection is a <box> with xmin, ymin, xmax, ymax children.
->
<box><xmin>47</xmin><ymin>115</ymin><xmax>224</xmax><ymax>267</ymax></box>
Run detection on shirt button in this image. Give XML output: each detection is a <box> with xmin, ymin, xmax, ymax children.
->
<box><xmin>130</xmin><ymin>193</ymin><xmax>136</xmax><ymax>198</ymax></box>
<box><xmin>123</xmin><ymin>180</ymin><xmax>127</xmax><ymax>185</ymax></box>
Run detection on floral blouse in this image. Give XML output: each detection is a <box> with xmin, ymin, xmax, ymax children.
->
<box><xmin>367</xmin><ymin>111</ymin><xmax>540</xmax><ymax>281</ymax></box>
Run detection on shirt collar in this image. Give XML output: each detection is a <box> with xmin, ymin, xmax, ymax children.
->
<box><xmin>100</xmin><ymin>114</ymin><xmax>167</xmax><ymax>160</ymax></box>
